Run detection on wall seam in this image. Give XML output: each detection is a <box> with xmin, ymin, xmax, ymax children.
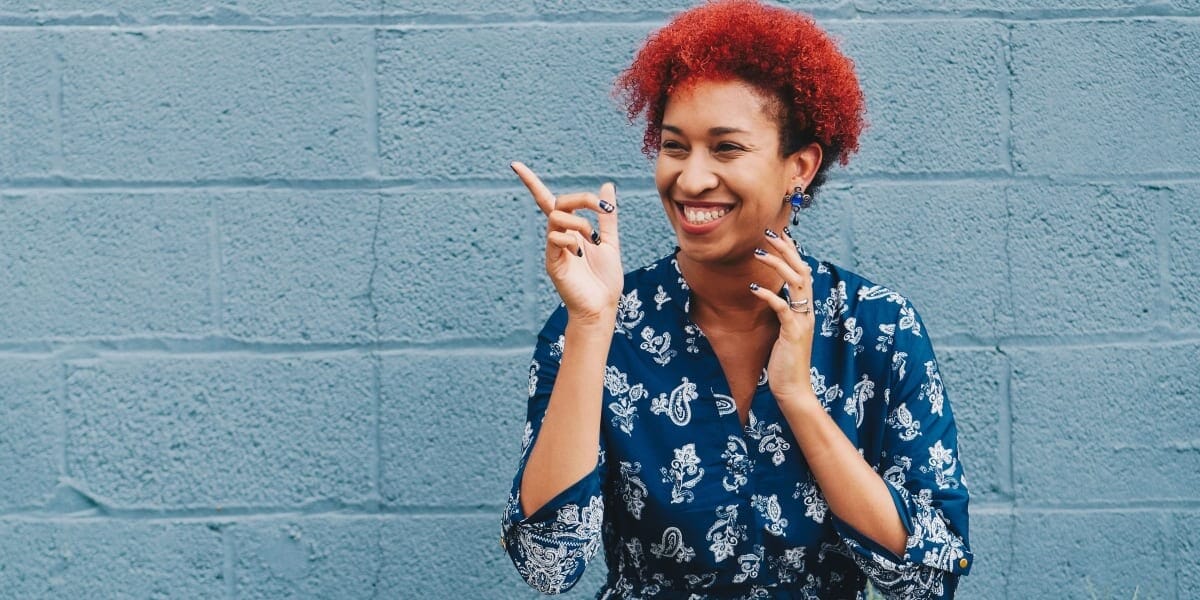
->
<box><xmin>222</xmin><ymin>524</ymin><xmax>236</xmax><ymax>599</ymax></box>
<box><xmin>1155</xmin><ymin>185</ymin><xmax>1172</xmax><ymax>329</ymax></box>
<box><xmin>1001</xmin><ymin>23</ymin><xmax>1014</xmax><ymax>176</ymax></box>
<box><xmin>52</xmin><ymin>37</ymin><xmax>64</xmax><ymax>174</ymax></box>
<box><xmin>209</xmin><ymin>196</ymin><xmax>224</xmax><ymax>335</ymax></box>
<box><xmin>367</xmin><ymin>192</ymin><xmax>384</xmax><ymax>505</ymax></box>
<box><xmin>58</xmin><ymin>361</ymin><xmax>70</xmax><ymax>479</ymax></box>
<box><xmin>9</xmin><ymin>172</ymin><xmax>1200</xmax><ymax>193</ymax></box>
<box><xmin>2</xmin><ymin>11</ymin><xmax>1200</xmax><ymax>29</ymax></box>
<box><xmin>365</xmin><ymin>25</ymin><xmax>380</xmax><ymax>179</ymax></box>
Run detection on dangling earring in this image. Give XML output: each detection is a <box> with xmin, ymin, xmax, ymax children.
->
<box><xmin>784</xmin><ymin>186</ymin><xmax>812</xmax><ymax>226</ymax></box>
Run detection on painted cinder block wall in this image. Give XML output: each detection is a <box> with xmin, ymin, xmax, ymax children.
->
<box><xmin>1</xmin><ymin>1</ymin><xmax>1197</xmax><ymax>598</ymax></box>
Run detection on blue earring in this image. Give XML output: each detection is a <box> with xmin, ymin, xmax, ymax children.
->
<box><xmin>786</xmin><ymin>186</ymin><xmax>812</xmax><ymax>226</ymax></box>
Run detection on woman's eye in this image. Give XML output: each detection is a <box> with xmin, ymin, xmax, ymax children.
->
<box><xmin>716</xmin><ymin>143</ymin><xmax>744</xmax><ymax>153</ymax></box>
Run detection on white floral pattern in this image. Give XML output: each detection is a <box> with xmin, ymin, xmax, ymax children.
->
<box><xmin>721</xmin><ymin>435</ymin><xmax>753</xmax><ymax>493</ymax></box>
<box><xmin>706</xmin><ymin>504</ymin><xmax>748</xmax><ymax>563</ymax></box>
<box><xmin>639</xmin><ymin>326</ymin><xmax>678</xmax><ymax>366</ymax></box>
<box><xmin>618</xmin><ymin>461</ymin><xmax>649</xmax><ymax>519</ymax></box>
<box><xmin>750</xmin><ymin>494</ymin><xmax>789</xmax><ymax>537</ymax></box>
<box><xmin>660</xmin><ymin>443</ymin><xmax>704</xmax><ymax>504</ymax></box>
<box><xmin>649</xmin><ymin>526</ymin><xmax>696</xmax><ymax>563</ymax></box>
<box><xmin>744</xmin><ymin>410</ymin><xmax>791</xmax><ymax>466</ymax></box>
<box><xmin>650</xmin><ymin>377</ymin><xmax>699</xmax><ymax>426</ymax></box>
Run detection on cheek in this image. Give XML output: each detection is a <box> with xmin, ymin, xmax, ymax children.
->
<box><xmin>653</xmin><ymin>157</ymin><xmax>672</xmax><ymax>194</ymax></box>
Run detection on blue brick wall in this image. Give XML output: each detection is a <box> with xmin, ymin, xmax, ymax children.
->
<box><xmin>1</xmin><ymin>2</ymin><xmax>1197</xmax><ymax>598</ymax></box>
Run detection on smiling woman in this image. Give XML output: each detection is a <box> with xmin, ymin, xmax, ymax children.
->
<box><xmin>501</xmin><ymin>1</ymin><xmax>972</xmax><ymax>598</ymax></box>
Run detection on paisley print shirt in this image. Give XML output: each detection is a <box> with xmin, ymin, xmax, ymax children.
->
<box><xmin>502</xmin><ymin>251</ymin><xmax>972</xmax><ymax>599</ymax></box>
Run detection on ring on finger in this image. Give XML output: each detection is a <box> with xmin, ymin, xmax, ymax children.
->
<box><xmin>787</xmin><ymin>298</ymin><xmax>811</xmax><ymax>313</ymax></box>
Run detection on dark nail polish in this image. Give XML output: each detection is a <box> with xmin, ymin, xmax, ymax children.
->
<box><xmin>749</xmin><ymin>282</ymin><xmax>760</xmax><ymax>291</ymax></box>
<box><xmin>591</xmin><ymin>230</ymin><xmax>602</xmax><ymax>245</ymax></box>
<box><xmin>599</xmin><ymin>200</ymin><xmax>615</xmax><ymax>213</ymax></box>
<box><xmin>509</xmin><ymin>162</ymin><xmax>517</xmax><ymax>172</ymax></box>
<box><xmin>783</xmin><ymin>226</ymin><xmax>792</xmax><ymax>237</ymax></box>
<box><xmin>764</xmin><ymin>229</ymin><xmax>778</xmax><ymax>239</ymax></box>
<box><xmin>576</xmin><ymin>248</ymin><xmax>583</xmax><ymax>257</ymax></box>
<box><xmin>754</xmin><ymin>248</ymin><xmax>767</xmax><ymax>256</ymax></box>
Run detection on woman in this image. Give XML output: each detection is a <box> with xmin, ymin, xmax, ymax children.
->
<box><xmin>501</xmin><ymin>1</ymin><xmax>971</xmax><ymax>598</ymax></box>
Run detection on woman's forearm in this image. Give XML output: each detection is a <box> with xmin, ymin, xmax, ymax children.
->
<box><xmin>519</xmin><ymin>315</ymin><xmax>615</xmax><ymax>517</ymax></box>
<box><xmin>780</xmin><ymin>396</ymin><xmax>909</xmax><ymax>557</ymax></box>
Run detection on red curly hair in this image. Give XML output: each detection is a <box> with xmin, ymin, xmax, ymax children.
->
<box><xmin>615</xmin><ymin>0</ymin><xmax>865</xmax><ymax>194</ymax></box>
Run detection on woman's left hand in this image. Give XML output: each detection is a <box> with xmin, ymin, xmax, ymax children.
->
<box><xmin>750</xmin><ymin>228</ymin><xmax>820</xmax><ymax>409</ymax></box>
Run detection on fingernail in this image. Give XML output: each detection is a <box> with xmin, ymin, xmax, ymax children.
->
<box><xmin>576</xmin><ymin>248</ymin><xmax>583</xmax><ymax>257</ymax></box>
<box><xmin>783</xmin><ymin>226</ymin><xmax>792</xmax><ymax>237</ymax></box>
<box><xmin>591</xmin><ymin>230</ymin><xmax>602</xmax><ymax>245</ymax></box>
<box><xmin>749</xmin><ymin>282</ymin><xmax>760</xmax><ymax>291</ymax></box>
<box><xmin>599</xmin><ymin>200</ymin><xmax>615</xmax><ymax>213</ymax></box>
<box><xmin>753</xmin><ymin>248</ymin><xmax>767</xmax><ymax>257</ymax></box>
<box><xmin>509</xmin><ymin>162</ymin><xmax>517</xmax><ymax>172</ymax></box>
<box><xmin>764</xmin><ymin>229</ymin><xmax>778</xmax><ymax>239</ymax></box>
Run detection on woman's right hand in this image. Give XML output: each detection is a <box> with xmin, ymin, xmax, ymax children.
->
<box><xmin>512</xmin><ymin>162</ymin><xmax>623</xmax><ymax>323</ymax></box>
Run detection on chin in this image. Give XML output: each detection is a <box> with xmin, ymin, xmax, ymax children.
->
<box><xmin>674</xmin><ymin>236</ymin><xmax>745</xmax><ymax>267</ymax></box>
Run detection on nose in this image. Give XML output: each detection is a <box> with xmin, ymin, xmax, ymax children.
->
<box><xmin>675</xmin><ymin>153</ymin><xmax>719</xmax><ymax>197</ymax></box>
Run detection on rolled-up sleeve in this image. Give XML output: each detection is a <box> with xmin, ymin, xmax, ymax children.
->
<box><xmin>833</xmin><ymin>301</ymin><xmax>973</xmax><ymax>599</ymax></box>
<box><xmin>500</xmin><ymin>308</ymin><xmax>607</xmax><ymax>594</ymax></box>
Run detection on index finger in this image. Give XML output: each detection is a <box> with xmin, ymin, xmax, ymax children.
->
<box><xmin>511</xmin><ymin>161</ymin><xmax>555</xmax><ymax>216</ymax></box>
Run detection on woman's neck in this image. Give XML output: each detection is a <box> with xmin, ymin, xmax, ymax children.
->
<box><xmin>678</xmin><ymin>251</ymin><xmax>783</xmax><ymax>333</ymax></box>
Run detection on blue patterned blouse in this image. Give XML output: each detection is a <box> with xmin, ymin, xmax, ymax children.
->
<box><xmin>502</xmin><ymin>250</ymin><xmax>972</xmax><ymax>599</ymax></box>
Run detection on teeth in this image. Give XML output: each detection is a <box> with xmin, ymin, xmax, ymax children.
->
<box><xmin>682</xmin><ymin>206</ymin><xmax>729</xmax><ymax>225</ymax></box>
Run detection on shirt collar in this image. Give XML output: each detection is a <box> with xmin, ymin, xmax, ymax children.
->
<box><xmin>642</xmin><ymin>243</ymin><xmax>824</xmax><ymax>325</ymax></box>
<box><xmin>638</xmin><ymin>247</ymin><xmax>692</xmax><ymax>321</ymax></box>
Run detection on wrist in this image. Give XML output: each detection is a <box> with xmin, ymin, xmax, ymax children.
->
<box><xmin>566</xmin><ymin>311</ymin><xmax>617</xmax><ymax>334</ymax></box>
<box><xmin>776</xmin><ymin>389</ymin><xmax>823</xmax><ymax>417</ymax></box>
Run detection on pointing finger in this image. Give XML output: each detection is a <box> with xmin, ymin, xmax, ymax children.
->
<box><xmin>511</xmin><ymin>161</ymin><xmax>555</xmax><ymax>216</ymax></box>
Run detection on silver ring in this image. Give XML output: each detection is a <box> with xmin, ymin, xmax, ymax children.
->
<box><xmin>787</xmin><ymin>298</ymin><xmax>810</xmax><ymax>314</ymax></box>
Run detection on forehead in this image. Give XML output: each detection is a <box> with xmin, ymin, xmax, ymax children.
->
<box><xmin>661</xmin><ymin>78</ymin><xmax>780</xmax><ymax>135</ymax></box>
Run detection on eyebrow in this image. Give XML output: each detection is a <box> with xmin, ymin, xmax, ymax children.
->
<box><xmin>662</xmin><ymin>124</ymin><xmax>750</xmax><ymax>136</ymax></box>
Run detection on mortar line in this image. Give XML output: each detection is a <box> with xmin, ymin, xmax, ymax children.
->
<box><xmin>371</xmin><ymin>517</ymin><xmax>383</xmax><ymax>599</ymax></box>
<box><xmin>52</xmin><ymin>39</ymin><xmax>65</xmax><ymax>174</ymax></box>
<box><xmin>1001</xmin><ymin>23</ymin><xmax>1015</xmax><ymax>175</ymax></box>
<box><xmin>2</xmin><ymin>12</ymin><xmax>1200</xmax><ymax>29</ymax></box>
<box><xmin>999</xmin><ymin>351</ymin><xmax>1014</xmax><ymax>499</ymax></box>
<box><xmin>222</xmin><ymin>525</ymin><xmax>236</xmax><ymax>600</ymax></box>
<box><xmin>1005</xmin><ymin>506</ymin><xmax>1014</xmax><ymax>600</ymax></box>
<box><xmin>364</xmin><ymin>24</ymin><xmax>380</xmax><ymax>179</ymax></box>
<box><xmin>1</xmin><ymin>39</ymin><xmax>7</xmax><ymax>184</ymax></box>
<box><xmin>6</xmin><ymin>172</ymin><xmax>1200</xmax><ymax>194</ymax></box>
<box><xmin>367</xmin><ymin>193</ymin><xmax>384</xmax><ymax>504</ymax></box>
<box><xmin>209</xmin><ymin>196</ymin><xmax>224</xmax><ymax>334</ymax></box>
<box><xmin>1000</xmin><ymin>186</ymin><xmax>1016</xmax><ymax>500</ymax></box>
<box><xmin>58</xmin><ymin>361</ymin><xmax>70</xmax><ymax>478</ymax></box>
<box><xmin>4</xmin><ymin>326</ymin><xmax>1200</xmax><ymax>359</ymax></box>
<box><xmin>1166</xmin><ymin>511</ymin><xmax>1178</xmax><ymax>600</ymax></box>
<box><xmin>1155</xmin><ymin>185</ymin><xmax>1172</xmax><ymax>329</ymax></box>
<box><xmin>841</xmin><ymin>195</ymin><xmax>855</xmax><ymax>268</ymax></box>
<box><xmin>4</xmin><ymin>499</ymin><xmax>1200</xmax><ymax>522</ymax></box>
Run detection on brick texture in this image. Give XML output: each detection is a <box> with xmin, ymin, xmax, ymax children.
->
<box><xmin>2</xmin><ymin>2</ymin><xmax>1197</xmax><ymax>597</ymax></box>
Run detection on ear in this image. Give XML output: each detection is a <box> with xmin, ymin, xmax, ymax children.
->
<box><xmin>786</xmin><ymin>142</ymin><xmax>823</xmax><ymax>190</ymax></box>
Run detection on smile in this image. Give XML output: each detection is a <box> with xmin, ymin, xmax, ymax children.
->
<box><xmin>675</xmin><ymin>202</ymin><xmax>734</xmax><ymax>232</ymax></box>
<box><xmin>682</xmin><ymin>205</ymin><xmax>729</xmax><ymax>225</ymax></box>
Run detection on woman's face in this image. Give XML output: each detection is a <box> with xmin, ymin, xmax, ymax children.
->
<box><xmin>655</xmin><ymin>78</ymin><xmax>816</xmax><ymax>266</ymax></box>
